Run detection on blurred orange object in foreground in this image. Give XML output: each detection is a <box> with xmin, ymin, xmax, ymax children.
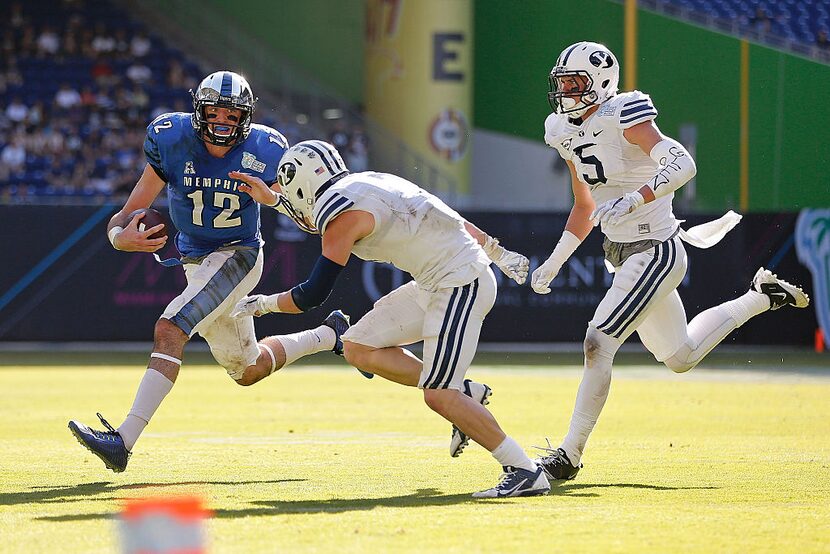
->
<box><xmin>118</xmin><ymin>496</ymin><xmax>212</xmax><ymax>554</ymax></box>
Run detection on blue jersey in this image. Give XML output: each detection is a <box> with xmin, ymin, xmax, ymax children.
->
<box><xmin>143</xmin><ymin>112</ymin><xmax>289</xmax><ymax>258</ymax></box>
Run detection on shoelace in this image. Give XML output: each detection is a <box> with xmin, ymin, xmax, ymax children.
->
<box><xmin>92</xmin><ymin>412</ymin><xmax>121</xmax><ymax>441</ymax></box>
<box><xmin>531</xmin><ymin>438</ymin><xmax>565</xmax><ymax>465</ymax></box>
<box><xmin>495</xmin><ymin>467</ymin><xmax>519</xmax><ymax>490</ymax></box>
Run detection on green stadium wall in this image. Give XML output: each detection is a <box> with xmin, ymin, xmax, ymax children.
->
<box><xmin>473</xmin><ymin>0</ymin><xmax>830</xmax><ymax>211</ymax></box>
<box><xmin>201</xmin><ymin>0</ymin><xmax>366</xmax><ymax>103</ymax></box>
<box><xmin>186</xmin><ymin>0</ymin><xmax>828</xmax><ymax>211</ymax></box>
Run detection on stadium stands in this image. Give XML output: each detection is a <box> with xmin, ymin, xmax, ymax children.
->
<box><xmin>0</xmin><ymin>0</ymin><xmax>366</xmax><ymax>203</ymax></box>
<box><xmin>640</xmin><ymin>0</ymin><xmax>830</xmax><ymax>59</ymax></box>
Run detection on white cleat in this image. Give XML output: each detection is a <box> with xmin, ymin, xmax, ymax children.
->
<box><xmin>751</xmin><ymin>267</ymin><xmax>810</xmax><ymax>310</ymax></box>
<box><xmin>450</xmin><ymin>380</ymin><xmax>492</xmax><ymax>458</ymax></box>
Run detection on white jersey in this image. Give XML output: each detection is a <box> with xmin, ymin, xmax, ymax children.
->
<box><xmin>544</xmin><ymin>90</ymin><xmax>679</xmax><ymax>243</ymax></box>
<box><xmin>313</xmin><ymin>172</ymin><xmax>491</xmax><ymax>291</ymax></box>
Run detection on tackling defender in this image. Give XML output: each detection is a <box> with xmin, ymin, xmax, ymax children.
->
<box><xmin>231</xmin><ymin>140</ymin><xmax>550</xmax><ymax>498</ymax></box>
<box><xmin>531</xmin><ymin>42</ymin><xmax>810</xmax><ymax>481</ymax></box>
<box><xmin>68</xmin><ymin>72</ymin><xmax>352</xmax><ymax>473</ymax></box>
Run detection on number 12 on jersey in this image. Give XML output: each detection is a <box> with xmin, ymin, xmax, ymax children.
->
<box><xmin>186</xmin><ymin>190</ymin><xmax>242</xmax><ymax>228</ymax></box>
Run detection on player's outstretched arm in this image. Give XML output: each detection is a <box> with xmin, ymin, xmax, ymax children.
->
<box><xmin>531</xmin><ymin>161</ymin><xmax>594</xmax><ymax>294</ymax></box>
<box><xmin>230</xmin><ymin>170</ymin><xmax>282</xmax><ymax>206</ymax></box>
<box><xmin>464</xmin><ymin>221</ymin><xmax>529</xmax><ymax>285</ymax></box>
<box><xmin>232</xmin><ymin>211</ymin><xmax>371</xmax><ymax>319</ymax></box>
<box><xmin>107</xmin><ymin>164</ymin><xmax>168</xmax><ymax>252</ymax></box>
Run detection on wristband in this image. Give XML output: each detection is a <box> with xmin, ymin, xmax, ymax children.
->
<box><xmin>548</xmin><ymin>230</ymin><xmax>581</xmax><ymax>265</ymax></box>
<box><xmin>108</xmin><ymin>226</ymin><xmax>124</xmax><ymax>249</ymax></box>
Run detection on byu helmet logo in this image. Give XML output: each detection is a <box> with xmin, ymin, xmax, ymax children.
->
<box><xmin>589</xmin><ymin>51</ymin><xmax>614</xmax><ymax>68</ymax></box>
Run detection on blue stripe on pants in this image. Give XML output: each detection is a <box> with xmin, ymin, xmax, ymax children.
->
<box><xmin>170</xmin><ymin>249</ymin><xmax>258</xmax><ymax>335</ymax></box>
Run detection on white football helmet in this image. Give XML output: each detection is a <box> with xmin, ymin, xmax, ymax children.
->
<box><xmin>275</xmin><ymin>140</ymin><xmax>349</xmax><ymax>234</ymax></box>
<box><xmin>548</xmin><ymin>41</ymin><xmax>619</xmax><ymax>118</ymax></box>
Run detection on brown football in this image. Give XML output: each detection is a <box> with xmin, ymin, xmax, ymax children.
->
<box><xmin>127</xmin><ymin>207</ymin><xmax>169</xmax><ymax>240</ymax></box>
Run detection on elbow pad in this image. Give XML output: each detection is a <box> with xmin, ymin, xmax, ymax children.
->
<box><xmin>644</xmin><ymin>138</ymin><xmax>697</xmax><ymax>200</ymax></box>
<box><xmin>289</xmin><ymin>255</ymin><xmax>345</xmax><ymax>312</ymax></box>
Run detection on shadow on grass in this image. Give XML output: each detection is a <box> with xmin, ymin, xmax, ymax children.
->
<box><xmin>35</xmin><ymin>481</ymin><xmax>720</xmax><ymax>522</ymax></box>
<box><xmin>4</xmin><ymin>479</ymin><xmax>304</xmax><ymax>507</ymax></box>
<box><xmin>550</xmin><ymin>481</ymin><xmax>720</xmax><ymax>498</ymax></box>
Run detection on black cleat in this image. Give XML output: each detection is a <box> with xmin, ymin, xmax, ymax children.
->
<box><xmin>534</xmin><ymin>440</ymin><xmax>582</xmax><ymax>481</ymax></box>
<box><xmin>68</xmin><ymin>413</ymin><xmax>131</xmax><ymax>473</ymax></box>
<box><xmin>323</xmin><ymin>310</ymin><xmax>373</xmax><ymax>379</ymax></box>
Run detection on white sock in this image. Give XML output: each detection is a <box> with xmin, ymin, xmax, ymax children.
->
<box><xmin>491</xmin><ymin>436</ymin><xmax>536</xmax><ymax>472</ymax></box>
<box><xmin>278</xmin><ymin>325</ymin><xmax>336</xmax><ymax>367</ymax></box>
<box><xmin>666</xmin><ymin>290</ymin><xmax>771</xmax><ymax>373</ymax></box>
<box><xmin>560</xmin><ymin>329</ymin><xmax>619</xmax><ymax>466</ymax></box>
<box><xmin>117</xmin><ymin>369</ymin><xmax>174</xmax><ymax>451</ymax></box>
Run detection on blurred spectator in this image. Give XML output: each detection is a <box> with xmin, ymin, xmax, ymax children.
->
<box><xmin>79</xmin><ymin>86</ymin><xmax>97</xmax><ymax>107</ymax></box>
<box><xmin>37</xmin><ymin>25</ymin><xmax>60</xmax><ymax>55</ymax></box>
<box><xmin>6</xmin><ymin>96</ymin><xmax>28</xmax><ymax>123</ymax></box>
<box><xmin>9</xmin><ymin>2</ymin><xmax>26</xmax><ymax>29</ymax></box>
<box><xmin>750</xmin><ymin>7</ymin><xmax>771</xmax><ymax>33</ymax></box>
<box><xmin>817</xmin><ymin>29</ymin><xmax>830</xmax><ymax>51</ymax></box>
<box><xmin>328</xmin><ymin>120</ymin><xmax>350</xmax><ymax>151</ymax></box>
<box><xmin>1</xmin><ymin>136</ymin><xmax>26</xmax><ymax>171</ymax></box>
<box><xmin>55</xmin><ymin>83</ymin><xmax>82</xmax><ymax>110</ymax></box>
<box><xmin>345</xmin><ymin>127</ymin><xmax>369</xmax><ymax>172</ymax></box>
<box><xmin>91</xmin><ymin>54</ymin><xmax>115</xmax><ymax>84</ymax></box>
<box><xmin>91</xmin><ymin>22</ymin><xmax>115</xmax><ymax>54</ymax></box>
<box><xmin>130</xmin><ymin>31</ymin><xmax>151</xmax><ymax>58</ymax></box>
<box><xmin>167</xmin><ymin>60</ymin><xmax>187</xmax><ymax>88</ymax></box>
<box><xmin>126</xmin><ymin>58</ymin><xmax>152</xmax><ymax>84</ymax></box>
<box><xmin>113</xmin><ymin>29</ymin><xmax>130</xmax><ymax>58</ymax></box>
<box><xmin>25</xmin><ymin>101</ymin><xmax>45</xmax><ymax>127</ymax></box>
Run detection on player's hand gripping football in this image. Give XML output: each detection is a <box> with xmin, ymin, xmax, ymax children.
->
<box><xmin>589</xmin><ymin>191</ymin><xmax>645</xmax><ymax>227</ymax></box>
<box><xmin>230</xmin><ymin>171</ymin><xmax>281</xmax><ymax>207</ymax></box>
<box><xmin>482</xmin><ymin>236</ymin><xmax>529</xmax><ymax>285</ymax></box>
<box><xmin>231</xmin><ymin>294</ymin><xmax>279</xmax><ymax>318</ymax></box>
<box><xmin>114</xmin><ymin>211</ymin><xmax>167</xmax><ymax>252</ymax></box>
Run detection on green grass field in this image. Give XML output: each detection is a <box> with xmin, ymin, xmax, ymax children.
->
<box><xmin>1</xmin><ymin>353</ymin><xmax>829</xmax><ymax>553</ymax></box>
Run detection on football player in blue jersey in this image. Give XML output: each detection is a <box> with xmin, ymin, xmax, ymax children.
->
<box><xmin>68</xmin><ymin>71</ymin><xmax>353</xmax><ymax>473</ymax></box>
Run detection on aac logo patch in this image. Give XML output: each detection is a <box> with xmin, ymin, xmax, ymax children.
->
<box><xmin>241</xmin><ymin>152</ymin><xmax>266</xmax><ymax>173</ymax></box>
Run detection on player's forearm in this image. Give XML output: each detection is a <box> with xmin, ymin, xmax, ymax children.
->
<box><xmin>639</xmin><ymin>138</ymin><xmax>696</xmax><ymax>203</ymax></box>
<box><xmin>463</xmin><ymin>221</ymin><xmax>487</xmax><ymax>247</ymax></box>
<box><xmin>275</xmin><ymin>291</ymin><xmax>302</xmax><ymax>314</ymax></box>
<box><xmin>564</xmin><ymin>204</ymin><xmax>594</xmax><ymax>241</ymax></box>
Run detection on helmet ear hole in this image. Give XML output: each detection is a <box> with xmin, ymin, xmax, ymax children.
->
<box><xmin>297</xmin><ymin>189</ymin><xmax>304</xmax><ymax>199</ymax></box>
<box><xmin>602</xmin><ymin>79</ymin><xmax>609</xmax><ymax>88</ymax></box>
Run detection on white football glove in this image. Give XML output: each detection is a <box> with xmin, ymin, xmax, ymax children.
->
<box><xmin>482</xmin><ymin>236</ymin><xmax>529</xmax><ymax>285</ymax></box>
<box><xmin>230</xmin><ymin>294</ymin><xmax>278</xmax><ymax>318</ymax></box>
<box><xmin>590</xmin><ymin>191</ymin><xmax>645</xmax><ymax>227</ymax></box>
<box><xmin>530</xmin><ymin>257</ymin><xmax>564</xmax><ymax>295</ymax></box>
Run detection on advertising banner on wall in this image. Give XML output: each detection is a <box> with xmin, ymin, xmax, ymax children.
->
<box><xmin>365</xmin><ymin>0</ymin><xmax>472</xmax><ymax>199</ymax></box>
<box><xmin>0</xmin><ymin>206</ymin><xmax>817</xmax><ymax>347</ymax></box>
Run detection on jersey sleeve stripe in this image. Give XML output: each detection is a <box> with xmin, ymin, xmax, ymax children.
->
<box><xmin>621</xmin><ymin>98</ymin><xmax>650</xmax><ymax>110</ymax></box>
<box><xmin>316</xmin><ymin>192</ymin><xmax>342</xmax><ymax>218</ymax></box>
<box><xmin>315</xmin><ymin>195</ymin><xmax>349</xmax><ymax>230</ymax></box>
<box><xmin>620</xmin><ymin>102</ymin><xmax>654</xmax><ymax>117</ymax></box>
<box><xmin>620</xmin><ymin>110</ymin><xmax>657</xmax><ymax>125</ymax></box>
<box><xmin>317</xmin><ymin>199</ymin><xmax>354</xmax><ymax>232</ymax></box>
